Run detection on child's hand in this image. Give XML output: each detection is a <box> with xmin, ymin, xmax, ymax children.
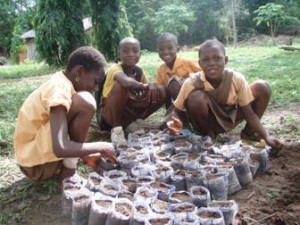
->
<box><xmin>81</xmin><ymin>142</ymin><xmax>116</xmax><ymax>169</ymax></box>
<box><xmin>147</xmin><ymin>83</ymin><xmax>160</xmax><ymax>103</ymax></box>
<box><xmin>135</xmin><ymin>82</ymin><xmax>148</xmax><ymax>90</ymax></box>
<box><xmin>81</xmin><ymin>153</ymin><xmax>102</xmax><ymax>169</ymax></box>
<box><xmin>167</xmin><ymin>116</ymin><xmax>183</xmax><ymax>136</ymax></box>
<box><xmin>99</xmin><ymin>149</ymin><xmax>117</xmax><ymax>164</ymax></box>
<box><xmin>98</xmin><ymin>142</ymin><xmax>117</xmax><ymax>164</ymax></box>
<box><xmin>265</xmin><ymin>136</ymin><xmax>283</xmax><ymax>153</ymax></box>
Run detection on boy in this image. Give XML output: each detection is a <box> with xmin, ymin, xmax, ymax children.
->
<box><xmin>100</xmin><ymin>37</ymin><xmax>167</xmax><ymax>144</ymax></box>
<box><xmin>156</xmin><ymin>32</ymin><xmax>201</xmax><ymax>102</ymax></box>
<box><xmin>168</xmin><ymin>40</ymin><xmax>281</xmax><ymax>149</ymax></box>
<box><xmin>14</xmin><ymin>47</ymin><xmax>116</xmax><ymax>182</ymax></box>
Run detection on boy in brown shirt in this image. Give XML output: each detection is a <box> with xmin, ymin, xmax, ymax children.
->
<box><xmin>168</xmin><ymin>39</ymin><xmax>281</xmax><ymax>149</ymax></box>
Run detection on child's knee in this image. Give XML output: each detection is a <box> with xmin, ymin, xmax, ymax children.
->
<box><xmin>168</xmin><ymin>88</ymin><xmax>180</xmax><ymax>100</ymax></box>
<box><xmin>186</xmin><ymin>90</ymin><xmax>207</xmax><ymax>112</ymax></box>
<box><xmin>157</xmin><ymin>85</ymin><xmax>168</xmax><ymax>100</ymax></box>
<box><xmin>72</xmin><ymin>91</ymin><xmax>97</xmax><ymax>113</ymax></box>
<box><xmin>110</xmin><ymin>82</ymin><xmax>127</xmax><ymax>96</ymax></box>
<box><xmin>167</xmin><ymin>78</ymin><xmax>182</xmax><ymax>99</ymax></box>
<box><xmin>251</xmin><ymin>80</ymin><xmax>271</xmax><ymax>99</ymax></box>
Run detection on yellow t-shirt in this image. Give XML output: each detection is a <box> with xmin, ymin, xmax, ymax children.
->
<box><xmin>14</xmin><ymin>71</ymin><xmax>76</xmax><ymax>167</ymax></box>
<box><xmin>174</xmin><ymin>69</ymin><xmax>254</xmax><ymax>111</ymax></box>
<box><xmin>156</xmin><ymin>56</ymin><xmax>201</xmax><ymax>86</ymax></box>
<box><xmin>102</xmin><ymin>64</ymin><xmax>149</xmax><ymax>98</ymax></box>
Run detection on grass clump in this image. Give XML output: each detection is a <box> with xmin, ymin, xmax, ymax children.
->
<box><xmin>0</xmin><ymin>62</ymin><xmax>57</xmax><ymax>80</ymax></box>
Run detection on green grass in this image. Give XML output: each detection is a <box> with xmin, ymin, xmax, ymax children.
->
<box><xmin>226</xmin><ymin>47</ymin><xmax>300</xmax><ymax>106</ymax></box>
<box><xmin>0</xmin><ymin>62</ymin><xmax>57</xmax><ymax>156</ymax></box>
<box><xmin>0</xmin><ymin>80</ymin><xmax>41</xmax><ymax>156</ymax></box>
<box><xmin>0</xmin><ymin>62</ymin><xmax>57</xmax><ymax>80</ymax></box>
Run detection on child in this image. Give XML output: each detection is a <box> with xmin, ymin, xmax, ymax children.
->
<box><xmin>156</xmin><ymin>32</ymin><xmax>201</xmax><ymax>102</ymax></box>
<box><xmin>14</xmin><ymin>46</ymin><xmax>116</xmax><ymax>182</ymax></box>
<box><xmin>100</xmin><ymin>37</ymin><xmax>167</xmax><ymax>144</ymax></box>
<box><xmin>168</xmin><ymin>39</ymin><xmax>282</xmax><ymax>149</ymax></box>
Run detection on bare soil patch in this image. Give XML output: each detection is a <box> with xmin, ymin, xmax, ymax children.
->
<box><xmin>233</xmin><ymin>142</ymin><xmax>300</xmax><ymax>224</ymax></box>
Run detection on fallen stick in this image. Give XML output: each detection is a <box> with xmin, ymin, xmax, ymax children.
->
<box><xmin>246</xmin><ymin>191</ymin><xmax>255</xmax><ymax>201</ymax></box>
<box><xmin>249</xmin><ymin>212</ymin><xmax>277</xmax><ymax>225</ymax></box>
<box><xmin>279</xmin><ymin>46</ymin><xmax>300</xmax><ymax>51</ymax></box>
<box><xmin>243</xmin><ymin>216</ymin><xmax>259</xmax><ymax>224</ymax></box>
<box><xmin>258</xmin><ymin>212</ymin><xmax>277</xmax><ymax>222</ymax></box>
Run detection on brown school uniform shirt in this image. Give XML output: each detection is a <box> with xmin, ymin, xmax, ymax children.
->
<box><xmin>156</xmin><ymin>56</ymin><xmax>201</xmax><ymax>86</ymax></box>
<box><xmin>174</xmin><ymin>69</ymin><xmax>254</xmax><ymax>111</ymax></box>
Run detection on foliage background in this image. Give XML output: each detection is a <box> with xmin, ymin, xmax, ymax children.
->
<box><xmin>90</xmin><ymin>0</ymin><xmax>132</xmax><ymax>61</ymax></box>
<box><xmin>34</xmin><ymin>0</ymin><xmax>87</xmax><ymax>66</ymax></box>
<box><xmin>0</xmin><ymin>0</ymin><xmax>299</xmax><ymax>64</ymax></box>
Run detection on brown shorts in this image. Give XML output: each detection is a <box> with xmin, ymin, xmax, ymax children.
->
<box><xmin>19</xmin><ymin>160</ymin><xmax>63</xmax><ymax>182</ymax></box>
<box><xmin>187</xmin><ymin>89</ymin><xmax>243</xmax><ymax>136</ymax></box>
<box><xmin>102</xmin><ymin>83</ymin><xmax>166</xmax><ymax>127</ymax></box>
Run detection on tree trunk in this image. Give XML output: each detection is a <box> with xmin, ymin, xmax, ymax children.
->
<box><xmin>270</xmin><ymin>23</ymin><xmax>275</xmax><ymax>45</ymax></box>
<box><xmin>231</xmin><ymin>0</ymin><xmax>238</xmax><ymax>47</ymax></box>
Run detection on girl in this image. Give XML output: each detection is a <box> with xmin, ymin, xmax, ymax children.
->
<box><xmin>14</xmin><ymin>46</ymin><xmax>116</xmax><ymax>182</ymax></box>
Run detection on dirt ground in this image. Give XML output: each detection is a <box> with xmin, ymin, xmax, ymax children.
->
<box><xmin>233</xmin><ymin>142</ymin><xmax>300</xmax><ymax>224</ymax></box>
<box><xmin>0</xmin><ymin>104</ymin><xmax>299</xmax><ymax>225</ymax></box>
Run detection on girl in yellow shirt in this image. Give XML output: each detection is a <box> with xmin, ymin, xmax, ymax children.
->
<box><xmin>14</xmin><ymin>47</ymin><xmax>116</xmax><ymax>182</ymax></box>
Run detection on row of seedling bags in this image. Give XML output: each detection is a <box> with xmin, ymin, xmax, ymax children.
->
<box><xmin>62</xmin><ymin>173</ymin><xmax>237</xmax><ymax>225</ymax></box>
<box><xmin>113</xmin><ymin>130</ymin><xmax>270</xmax><ymax>198</ymax></box>
<box><xmin>62</xmin><ymin>130</ymin><xmax>270</xmax><ymax>225</ymax></box>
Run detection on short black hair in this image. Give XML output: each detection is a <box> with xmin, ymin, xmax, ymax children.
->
<box><xmin>198</xmin><ymin>39</ymin><xmax>226</xmax><ymax>58</ymax></box>
<box><xmin>119</xmin><ymin>37</ymin><xmax>140</xmax><ymax>49</ymax></box>
<box><xmin>66</xmin><ymin>46</ymin><xmax>106</xmax><ymax>72</ymax></box>
<box><xmin>157</xmin><ymin>32</ymin><xmax>178</xmax><ymax>46</ymax></box>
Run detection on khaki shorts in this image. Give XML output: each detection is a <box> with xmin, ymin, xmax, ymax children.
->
<box><xmin>19</xmin><ymin>160</ymin><xmax>63</xmax><ymax>182</ymax></box>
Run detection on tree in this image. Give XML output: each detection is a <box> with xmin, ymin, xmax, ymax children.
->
<box><xmin>125</xmin><ymin>0</ymin><xmax>197</xmax><ymax>50</ymax></box>
<box><xmin>231</xmin><ymin>0</ymin><xmax>238</xmax><ymax>46</ymax></box>
<box><xmin>125</xmin><ymin>0</ymin><xmax>162</xmax><ymax>50</ymax></box>
<box><xmin>10</xmin><ymin>6</ymin><xmax>35</xmax><ymax>62</ymax></box>
<box><xmin>151</xmin><ymin>4</ymin><xmax>195</xmax><ymax>36</ymax></box>
<box><xmin>0</xmin><ymin>0</ymin><xmax>36</xmax><ymax>56</ymax></box>
<box><xmin>34</xmin><ymin>0</ymin><xmax>86</xmax><ymax>66</ymax></box>
<box><xmin>0</xmin><ymin>1</ymin><xmax>17</xmax><ymax>56</ymax></box>
<box><xmin>254</xmin><ymin>3</ymin><xmax>287</xmax><ymax>42</ymax></box>
<box><xmin>219</xmin><ymin>0</ymin><xmax>240</xmax><ymax>46</ymax></box>
<box><xmin>90</xmin><ymin>0</ymin><xmax>132</xmax><ymax>61</ymax></box>
<box><xmin>186</xmin><ymin>0</ymin><xmax>224</xmax><ymax>44</ymax></box>
<box><xmin>242</xmin><ymin>0</ymin><xmax>269</xmax><ymax>14</ymax></box>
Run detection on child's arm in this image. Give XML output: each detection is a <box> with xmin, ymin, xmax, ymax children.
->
<box><xmin>115</xmin><ymin>72</ymin><xmax>147</xmax><ymax>90</ymax></box>
<box><xmin>50</xmin><ymin>106</ymin><xmax>116</xmax><ymax>163</ymax></box>
<box><xmin>240</xmin><ymin>104</ymin><xmax>282</xmax><ymax>148</ymax></box>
